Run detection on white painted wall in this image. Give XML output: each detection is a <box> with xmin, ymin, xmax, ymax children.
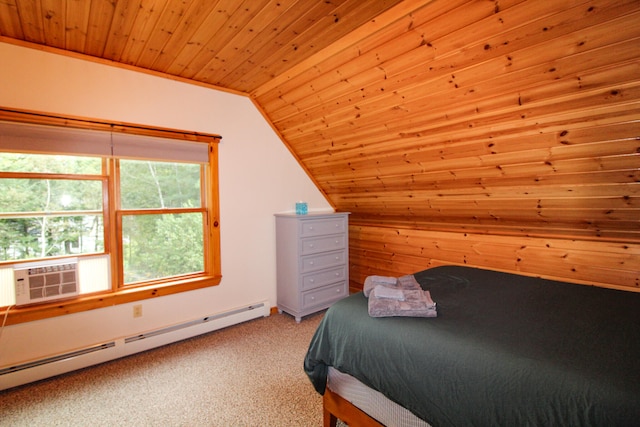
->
<box><xmin>0</xmin><ymin>42</ymin><xmax>332</xmax><ymax>369</ymax></box>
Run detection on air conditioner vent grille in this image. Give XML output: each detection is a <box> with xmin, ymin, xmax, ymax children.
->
<box><xmin>14</xmin><ymin>261</ymin><xmax>79</xmax><ymax>306</ymax></box>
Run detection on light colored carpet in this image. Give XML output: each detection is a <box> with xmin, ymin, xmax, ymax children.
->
<box><xmin>0</xmin><ymin>311</ymin><xmax>340</xmax><ymax>426</ymax></box>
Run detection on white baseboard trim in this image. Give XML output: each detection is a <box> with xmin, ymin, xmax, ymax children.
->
<box><xmin>0</xmin><ymin>301</ymin><xmax>269</xmax><ymax>391</ymax></box>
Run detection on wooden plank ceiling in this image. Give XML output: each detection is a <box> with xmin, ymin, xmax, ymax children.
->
<box><xmin>0</xmin><ymin>0</ymin><xmax>405</xmax><ymax>93</ymax></box>
<box><xmin>0</xmin><ymin>0</ymin><xmax>639</xmax><ymax>245</ymax></box>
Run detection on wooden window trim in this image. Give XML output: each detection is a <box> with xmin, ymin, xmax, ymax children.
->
<box><xmin>0</xmin><ymin>107</ymin><xmax>222</xmax><ymax>326</ymax></box>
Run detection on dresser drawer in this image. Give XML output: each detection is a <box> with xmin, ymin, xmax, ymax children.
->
<box><xmin>300</xmin><ymin>250</ymin><xmax>346</xmax><ymax>273</ymax></box>
<box><xmin>302</xmin><ymin>282</ymin><xmax>347</xmax><ymax>309</ymax></box>
<box><xmin>302</xmin><ymin>266</ymin><xmax>347</xmax><ymax>291</ymax></box>
<box><xmin>300</xmin><ymin>217</ymin><xmax>347</xmax><ymax>237</ymax></box>
<box><xmin>301</xmin><ymin>234</ymin><xmax>346</xmax><ymax>255</ymax></box>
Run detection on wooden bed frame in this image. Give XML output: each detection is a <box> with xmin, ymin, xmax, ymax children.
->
<box><xmin>323</xmin><ymin>388</ymin><xmax>384</xmax><ymax>427</ymax></box>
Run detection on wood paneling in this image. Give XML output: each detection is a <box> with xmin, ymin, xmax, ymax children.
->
<box><xmin>349</xmin><ymin>224</ymin><xmax>640</xmax><ymax>291</ymax></box>
<box><xmin>0</xmin><ymin>0</ymin><xmax>405</xmax><ymax>93</ymax></box>
<box><xmin>0</xmin><ymin>0</ymin><xmax>638</xmax><ymax>290</ymax></box>
<box><xmin>251</xmin><ymin>0</ymin><xmax>640</xmax><ymax>290</ymax></box>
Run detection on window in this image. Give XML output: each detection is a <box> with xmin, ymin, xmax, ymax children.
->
<box><xmin>118</xmin><ymin>159</ymin><xmax>206</xmax><ymax>284</ymax></box>
<box><xmin>0</xmin><ymin>154</ymin><xmax>105</xmax><ymax>262</ymax></box>
<box><xmin>0</xmin><ymin>111</ymin><xmax>221</xmax><ymax>324</ymax></box>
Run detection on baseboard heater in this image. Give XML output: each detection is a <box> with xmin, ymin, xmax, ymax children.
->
<box><xmin>0</xmin><ymin>301</ymin><xmax>269</xmax><ymax>391</ymax></box>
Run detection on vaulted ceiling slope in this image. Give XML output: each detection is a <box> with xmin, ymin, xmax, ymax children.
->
<box><xmin>1</xmin><ymin>0</ymin><xmax>639</xmax><ymax>242</ymax></box>
<box><xmin>0</xmin><ymin>0</ymin><xmax>405</xmax><ymax>93</ymax></box>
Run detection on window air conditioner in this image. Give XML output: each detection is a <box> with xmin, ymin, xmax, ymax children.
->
<box><xmin>14</xmin><ymin>259</ymin><xmax>79</xmax><ymax>306</ymax></box>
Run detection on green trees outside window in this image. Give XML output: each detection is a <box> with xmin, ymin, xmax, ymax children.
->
<box><xmin>1</xmin><ymin>154</ymin><xmax>209</xmax><ymax>288</ymax></box>
<box><xmin>119</xmin><ymin>160</ymin><xmax>205</xmax><ymax>284</ymax></box>
<box><xmin>0</xmin><ymin>154</ymin><xmax>104</xmax><ymax>261</ymax></box>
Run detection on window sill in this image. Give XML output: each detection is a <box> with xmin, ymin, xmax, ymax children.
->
<box><xmin>1</xmin><ymin>275</ymin><xmax>222</xmax><ymax>326</ymax></box>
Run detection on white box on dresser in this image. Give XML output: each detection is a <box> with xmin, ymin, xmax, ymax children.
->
<box><xmin>275</xmin><ymin>212</ymin><xmax>350</xmax><ymax>322</ymax></box>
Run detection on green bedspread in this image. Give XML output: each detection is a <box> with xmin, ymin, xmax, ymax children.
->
<box><xmin>304</xmin><ymin>266</ymin><xmax>640</xmax><ymax>426</ymax></box>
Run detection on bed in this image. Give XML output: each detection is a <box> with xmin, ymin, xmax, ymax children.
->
<box><xmin>304</xmin><ymin>265</ymin><xmax>640</xmax><ymax>427</ymax></box>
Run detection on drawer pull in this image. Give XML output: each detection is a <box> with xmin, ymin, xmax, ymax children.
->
<box><xmin>310</xmin><ymin>279</ymin><xmax>315</xmax><ymax>283</ymax></box>
<box><xmin>310</xmin><ymin>261</ymin><xmax>314</xmax><ymax>265</ymax></box>
<box><xmin>309</xmin><ymin>243</ymin><xmax>314</xmax><ymax>248</ymax></box>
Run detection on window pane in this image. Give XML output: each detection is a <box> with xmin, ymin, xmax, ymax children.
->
<box><xmin>0</xmin><ymin>215</ymin><xmax>104</xmax><ymax>261</ymax></box>
<box><xmin>0</xmin><ymin>153</ymin><xmax>101</xmax><ymax>174</ymax></box>
<box><xmin>119</xmin><ymin>160</ymin><xmax>201</xmax><ymax>209</ymax></box>
<box><xmin>122</xmin><ymin>213</ymin><xmax>204</xmax><ymax>284</ymax></box>
<box><xmin>0</xmin><ymin>179</ymin><xmax>103</xmax><ymax>213</ymax></box>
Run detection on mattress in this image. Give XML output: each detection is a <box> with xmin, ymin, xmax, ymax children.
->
<box><xmin>328</xmin><ymin>367</ymin><xmax>431</xmax><ymax>427</ymax></box>
<box><xmin>305</xmin><ymin>265</ymin><xmax>640</xmax><ymax>426</ymax></box>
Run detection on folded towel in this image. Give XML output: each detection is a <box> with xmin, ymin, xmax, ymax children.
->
<box><xmin>363</xmin><ymin>274</ymin><xmax>425</xmax><ymax>297</ymax></box>
<box><xmin>372</xmin><ymin>285</ymin><xmax>405</xmax><ymax>300</ymax></box>
<box><xmin>368</xmin><ymin>289</ymin><xmax>437</xmax><ymax>318</ymax></box>
<box><xmin>399</xmin><ymin>289</ymin><xmax>435</xmax><ymax>305</ymax></box>
<box><xmin>363</xmin><ymin>275</ymin><xmax>398</xmax><ymax>297</ymax></box>
<box><xmin>369</xmin><ymin>275</ymin><xmax>398</xmax><ymax>284</ymax></box>
<box><xmin>397</xmin><ymin>275</ymin><xmax>423</xmax><ymax>291</ymax></box>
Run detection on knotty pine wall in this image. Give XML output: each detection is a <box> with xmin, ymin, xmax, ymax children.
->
<box><xmin>253</xmin><ymin>0</ymin><xmax>640</xmax><ymax>291</ymax></box>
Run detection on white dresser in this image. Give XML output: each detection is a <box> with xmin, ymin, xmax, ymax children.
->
<box><xmin>275</xmin><ymin>212</ymin><xmax>349</xmax><ymax>322</ymax></box>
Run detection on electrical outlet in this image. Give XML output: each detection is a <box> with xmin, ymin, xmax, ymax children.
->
<box><xmin>133</xmin><ymin>304</ymin><xmax>143</xmax><ymax>318</ymax></box>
